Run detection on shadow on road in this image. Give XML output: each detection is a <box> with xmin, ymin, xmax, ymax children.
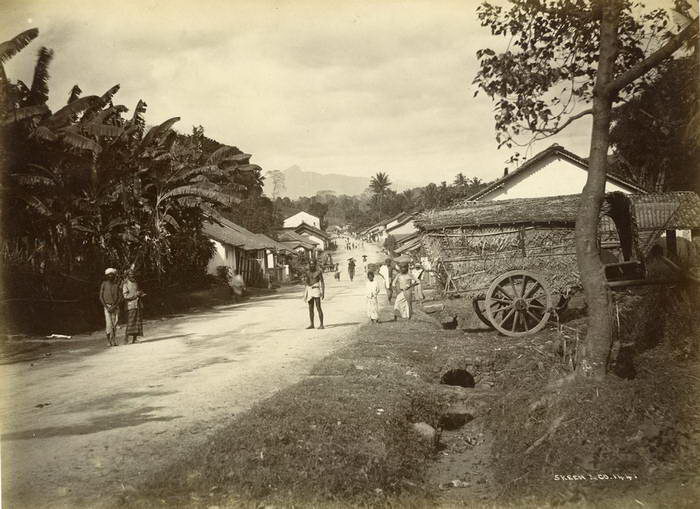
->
<box><xmin>2</xmin><ymin>406</ymin><xmax>181</xmax><ymax>440</ymax></box>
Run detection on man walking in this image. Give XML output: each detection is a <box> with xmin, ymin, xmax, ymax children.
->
<box><xmin>303</xmin><ymin>261</ymin><xmax>325</xmax><ymax>329</ymax></box>
<box><xmin>99</xmin><ymin>268</ymin><xmax>121</xmax><ymax>346</ymax></box>
<box><xmin>348</xmin><ymin>258</ymin><xmax>356</xmax><ymax>281</ymax></box>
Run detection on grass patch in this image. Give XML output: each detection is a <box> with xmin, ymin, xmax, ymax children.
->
<box><xmin>486</xmin><ymin>285</ymin><xmax>700</xmax><ymax>507</ymax></box>
<box><xmin>124</xmin><ymin>314</ymin><xmax>507</xmax><ymax>508</ymax></box>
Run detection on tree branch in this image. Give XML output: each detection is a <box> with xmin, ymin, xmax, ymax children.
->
<box><xmin>536</xmin><ymin>108</ymin><xmax>593</xmax><ymax>136</ymax></box>
<box><xmin>606</xmin><ymin>17</ymin><xmax>699</xmax><ymax>95</ymax></box>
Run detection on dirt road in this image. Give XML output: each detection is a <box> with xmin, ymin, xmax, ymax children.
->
<box><xmin>1</xmin><ymin>242</ymin><xmax>380</xmax><ymax>509</ymax></box>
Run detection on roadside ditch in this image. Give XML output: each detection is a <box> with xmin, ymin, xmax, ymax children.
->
<box><xmin>123</xmin><ymin>283</ymin><xmax>699</xmax><ymax>508</ymax></box>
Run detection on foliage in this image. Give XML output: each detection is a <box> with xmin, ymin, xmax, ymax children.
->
<box><xmin>610</xmin><ymin>55</ymin><xmax>699</xmax><ymax>192</ymax></box>
<box><xmin>275</xmin><ymin>171</ymin><xmax>487</xmax><ymax>232</ymax></box>
<box><xmin>1</xmin><ymin>28</ymin><xmax>265</xmax><ymax>319</ymax></box>
<box><xmin>474</xmin><ymin>0</ymin><xmax>683</xmax><ymax>166</ymax></box>
<box><xmin>473</xmin><ymin>0</ymin><xmax>698</xmax><ymax>376</ymax></box>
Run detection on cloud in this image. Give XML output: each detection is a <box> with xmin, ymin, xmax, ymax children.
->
<box><xmin>1</xmin><ymin>0</ymin><xmax>596</xmax><ymax>186</ymax></box>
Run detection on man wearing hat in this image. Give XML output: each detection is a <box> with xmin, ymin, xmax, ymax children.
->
<box><xmin>99</xmin><ymin>268</ymin><xmax>122</xmax><ymax>346</ymax></box>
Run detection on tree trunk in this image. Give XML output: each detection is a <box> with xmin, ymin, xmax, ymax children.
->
<box><xmin>575</xmin><ymin>0</ymin><xmax>622</xmax><ymax>379</ymax></box>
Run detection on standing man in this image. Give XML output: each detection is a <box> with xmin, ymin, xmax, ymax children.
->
<box><xmin>304</xmin><ymin>261</ymin><xmax>325</xmax><ymax>329</ymax></box>
<box><xmin>347</xmin><ymin>258</ymin><xmax>356</xmax><ymax>281</ymax></box>
<box><xmin>122</xmin><ymin>268</ymin><xmax>144</xmax><ymax>344</ymax></box>
<box><xmin>99</xmin><ymin>268</ymin><xmax>122</xmax><ymax>346</ymax></box>
<box><xmin>378</xmin><ymin>257</ymin><xmax>395</xmax><ymax>302</ymax></box>
<box><xmin>392</xmin><ymin>262</ymin><xmax>420</xmax><ymax>320</ymax></box>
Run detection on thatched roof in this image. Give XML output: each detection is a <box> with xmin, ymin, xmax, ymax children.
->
<box><xmin>416</xmin><ymin>194</ymin><xmax>582</xmax><ymax>231</ymax></box>
<box><xmin>416</xmin><ymin>191</ymin><xmax>700</xmax><ymax>233</ymax></box>
<box><xmin>630</xmin><ymin>192</ymin><xmax>700</xmax><ymax>230</ymax></box>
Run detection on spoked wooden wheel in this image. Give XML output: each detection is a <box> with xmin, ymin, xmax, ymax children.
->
<box><xmin>472</xmin><ymin>295</ymin><xmax>495</xmax><ymax>330</ymax></box>
<box><xmin>485</xmin><ymin>270</ymin><xmax>552</xmax><ymax>337</ymax></box>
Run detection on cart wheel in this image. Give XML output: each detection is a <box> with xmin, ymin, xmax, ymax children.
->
<box><xmin>485</xmin><ymin>270</ymin><xmax>552</xmax><ymax>337</ymax></box>
<box><xmin>471</xmin><ymin>295</ymin><xmax>495</xmax><ymax>330</ymax></box>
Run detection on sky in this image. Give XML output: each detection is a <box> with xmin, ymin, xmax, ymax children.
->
<box><xmin>3</xmin><ymin>0</ymin><xmax>602</xmax><ymax>187</ymax></box>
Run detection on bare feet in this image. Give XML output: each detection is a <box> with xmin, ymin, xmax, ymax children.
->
<box><xmin>306</xmin><ymin>325</ymin><xmax>314</xmax><ymax>329</ymax></box>
<box><xmin>318</xmin><ymin>324</ymin><xmax>325</xmax><ymax>330</ymax></box>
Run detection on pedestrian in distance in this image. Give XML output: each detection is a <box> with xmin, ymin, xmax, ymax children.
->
<box><xmin>366</xmin><ymin>271</ymin><xmax>381</xmax><ymax>324</ymax></box>
<box><xmin>303</xmin><ymin>260</ymin><xmax>325</xmax><ymax>329</ymax></box>
<box><xmin>230</xmin><ymin>270</ymin><xmax>246</xmax><ymax>302</ymax></box>
<box><xmin>99</xmin><ymin>268</ymin><xmax>122</xmax><ymax>346</ymax></box>
<box><xmin>348</xmin><ymin>258</ymin><xmax>356</xmax><ymax>281</ymax></box>
<box><xmin>122</xmin><ymin>268</ymin><xmax>145</xmax><ymax>344</ymax></box>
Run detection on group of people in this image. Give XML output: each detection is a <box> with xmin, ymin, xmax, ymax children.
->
<box><xmin>99</xmin><ymin>268</ymin><xmax>145</xmax><ymax>346</ymax></box>
<box><xmin>343</xmin><ymin>238</ymin><xmax>363</xmax><ymax>250</ymax></box>
<box><xmin>366</xmin><ymin>258</ymin><xmax>424</xmax><ymax>323</ymax></box>
<box><xmin>302</xmin><ymin>256</ymin><xmax>424</xmax><ymax>330</ymax></box>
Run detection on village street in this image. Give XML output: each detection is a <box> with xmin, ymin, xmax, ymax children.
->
<box><xmin>0</xmin><ymin>241</ymin><xmax>382</xmax><ymax>509</ymax></box>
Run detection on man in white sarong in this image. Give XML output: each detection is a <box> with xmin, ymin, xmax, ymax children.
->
<box><xmin>303</xmin><ymin>261</ymin><xmax>325</xmax><ymax>329</ymax></box>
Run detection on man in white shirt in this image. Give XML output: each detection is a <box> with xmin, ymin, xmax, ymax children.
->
<box><xmin>378</xmin><ymin>258</ymin><xmax>395</xmax><ymax>302</ymax></box>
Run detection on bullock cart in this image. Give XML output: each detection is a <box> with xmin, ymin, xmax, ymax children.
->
<box><xmin>415</xmin><ymin>192</ymin><xmax>700</xmax><ymax>337</ymax></box>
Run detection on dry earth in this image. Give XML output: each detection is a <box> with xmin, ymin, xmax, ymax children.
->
<box><xmin>0</xmin><ymin>243</ymin><xmax>379</xmax><ymax>509</ymax></box>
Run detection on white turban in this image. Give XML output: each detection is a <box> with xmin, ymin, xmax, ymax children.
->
<box><xmin>105</xmin><ymin>268</ymin><xmax>117</xmax><ymax>275</ymax></box>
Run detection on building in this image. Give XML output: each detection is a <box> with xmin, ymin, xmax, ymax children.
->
<box><xmin>203</xmin><ymin>218</ymin><xmax>295</xmax><ymax>286</ymax></box>
<box><xmin>467</xmin><ymin>144</ymin><xmax>647</xmax><ymax>202</ymax></box>
<box><xmin>276</xmin><ymin>229</ymin><xmax>319</xmax><ymax>260</ymax></box>
<box><xmin>290</xmin><ymin>222</ymin><xmax>331</xmax><ymax>251</ymax></box>
<box><xmin>283</xmin><ymin>211</ymin><xmax>321</xmax><ymax>229</ymax></box>
<box><xmin>386</xmin><ymin>212</ymin><xmax>418</xmax><ymax>237</ymax></box>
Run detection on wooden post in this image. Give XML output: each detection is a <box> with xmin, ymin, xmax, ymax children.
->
<box><xmin>666</xmin><ymin>230</ymin><xmax>677</xmax><ymax>258</ymax></box>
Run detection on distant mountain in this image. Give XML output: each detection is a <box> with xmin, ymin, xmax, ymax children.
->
<box><xmin>264</xmin><ymin>165</ymin><xmax>413</xmax><ymax>199</ymax></box>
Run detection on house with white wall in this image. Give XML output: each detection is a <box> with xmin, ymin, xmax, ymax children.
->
<box><xmin>283</xmin><ymin>211</ymin><xmax>321</xmax><ymax>229</ymax></box>
<box><xmin>386</xmin><ymin>213</ymin><xmax>418</xmax><ymax>236</ymax></box>
<box><xmin>204</xmin><ymin>218</ymin><xmax>295</xmax><ymax>286</ymax></box>
<box><xmin>467</xmin><ymin>144</ymin><xmax>647</xmax><ymax>202</ymax></box>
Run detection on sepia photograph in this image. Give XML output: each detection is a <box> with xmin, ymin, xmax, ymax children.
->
<box><xmin>0</xmin><ymin>0</ymin><xmax>699</xmax><ymax>507</ymax></box>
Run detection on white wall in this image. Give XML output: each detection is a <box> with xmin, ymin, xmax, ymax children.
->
<box><xmin>206</xmin><ymin>239</ymin><xmax>236</xmax><ymax>275</ymax></box>
<box><xmin>283</xmin><ymin>211</ymin><xmax>320</xmax><ymax>229</ymax></box>
<box><xmin>484</xmin><ymin>155</ymin><xmax>632</xmax><ymax>201</ymax></box>
<box><xmin>388</xmin><ymin>220</ymin><xmax>418</xmax><ymax>236</ymax></box>
<box><xmin>302</xmin><ymin>233</ymin><xmax>325</xmax><ymax>250</ymax></box>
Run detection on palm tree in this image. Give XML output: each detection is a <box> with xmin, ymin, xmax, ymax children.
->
<box><xmin>400</xmin><ymin>189</ymin><xmax>417</xmax><ymax>210</ymax></box>
<box><xmin>369</xmin><ymin>171</ymin><xmax>392</xmax><ymax>219</ymax></box>
<box><xmin>421</xmin><ymin>183</ymin><xmax>440</xmax><ymax>209</ymax></box>
<box><xmin>453</xmin><ymin>172</ymin><xmax>468</xmax><ymax>188</ymax></box>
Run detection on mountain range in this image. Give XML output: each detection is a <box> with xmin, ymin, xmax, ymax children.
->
<box><xmin>263</xmin><ymin>165</ymin><xmax>413</xmax><ymax>199</ymax></box>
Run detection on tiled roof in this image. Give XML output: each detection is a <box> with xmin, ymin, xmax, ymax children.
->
<box><xmin>387</xmin><ymin>213</ymin><xmax>415</xmax><ymax>232</ymax></box>
<box><xmin>204</xmin><ymin>218</ymin><xmax>278</xmax><ymax>251</ymax></box>
<box><xmin>293</xmin><ymin>222</ymin><xmax>329</xmax><ymax>240</ymax></box>
<box><xmin>630</xmin><ymin>192</ymin><xmax>700</xmax><ymax>230</ymax></box>
<box><xmin>276</xmin><ymin>229</ymin><xmax>319</xmax><ymax>248</ymax></box>
<box><xmin>395</xmin><ymin>236</ymin><xmax>422</xmax><ymax>254</ymax></box>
